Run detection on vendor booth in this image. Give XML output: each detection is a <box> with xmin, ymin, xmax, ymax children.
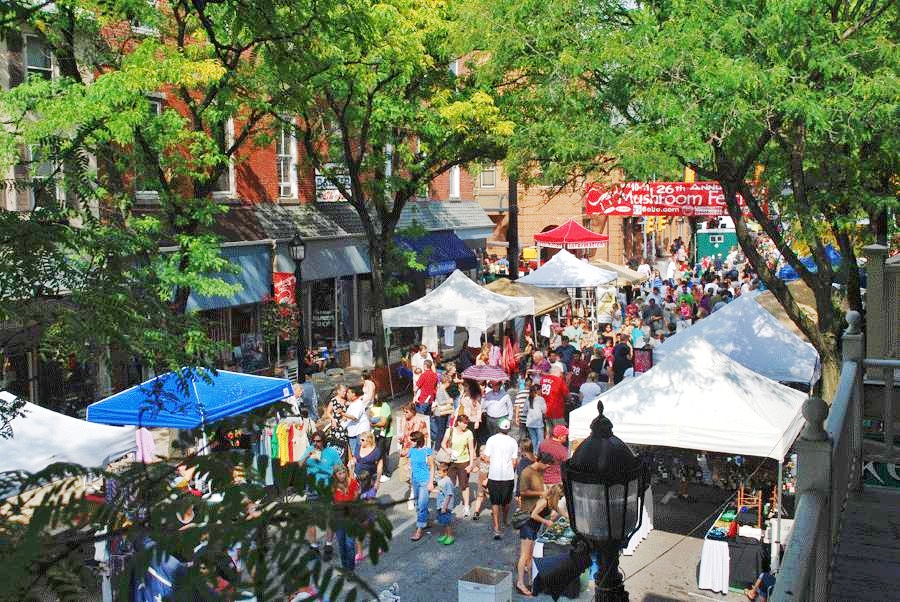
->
<box><xmin>86</xmin><ymin>369</ymin><xmax>292</xmax><ymax>429</ymax></box>
<box><xmin>589</xmin><ymin>259</ymin><xmax>647</xmax><ymax>287</ymax></box>
<box><xmin>1</xmin><ymin>391</ymin><xmax>136</xmax><ymax>475</ymax></box>
<box><xmin>483</xmin><ymin>278</ymin><xmax>570</xmax><ymax>316</ymax></box>
<box><xmin>653</xmin><ymin>292</ymin><xmax>820</xmax><ymax>387</ymax></box>
<box><xmin>533</xmin><ymin>219</ymin><xmax>609</xmax><ymax>252</ymax></box>
<box><xmin>569</xmin><ymin>340</ymin><xmax>806</xmax><ymax>593</ymax></box>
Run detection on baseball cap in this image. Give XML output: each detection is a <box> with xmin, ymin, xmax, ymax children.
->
<box><xmin>552</xmin><ymin>424</ymin><xmax>569</xmax><ymax>438</ymax></box>
<box><xmin>498</xmin><ymin>418</ymin><xmax>511</xmax><ymax>431</ymax></box>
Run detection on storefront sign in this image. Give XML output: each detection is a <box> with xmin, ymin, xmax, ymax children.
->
<box><xmin>272</xmin><ymin>272</ymin><xmax>296</xmax><ymax>305</ymax></box>
<box><xmin>585</xmin><ymin>181</ymin><xmax>747</xmax><ymax>217</ymax></box>
<box><xmin>426</xmin><ymin>260</ymin><xmax>457</xmax><ymax>277</ymax></box>
<box><xmin>315</xmin><ymin>164</ymin><xmax>353</xmax><ymax>203</ymax></box>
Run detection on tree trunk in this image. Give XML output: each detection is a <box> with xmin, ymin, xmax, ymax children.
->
<box><xmin>369</xmin><ymin>243</ymin><xmax>388</xmax><ymax>366</ymax></box>
<box><xmin>508</xmin><ymin>176</ymin><xmax>519</xmax><ymax>280</ymax></box>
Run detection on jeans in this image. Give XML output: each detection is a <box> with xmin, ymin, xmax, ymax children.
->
<box><xmin>412</xmin><ymin>480</ymin><xmax>431</xmax><ymax>528</ymax></box>
<box><xmin>334</xmin><ymin>527</ymin><xmax>356</xmax><ymax>571</ymax></box>
<box><xmin>527</xmin><ymin>426</ymin><xmax>544</xmax><ymax>453</ymax></box>
<box><xmin>348</xmin><ymin>435</ymin><xmax>360</xmax><ymax>459</ymax></box>
<box><xmin>431</xmin><ymin>414</ymin><xmax>449</xmax><ymax>450</ymax></box>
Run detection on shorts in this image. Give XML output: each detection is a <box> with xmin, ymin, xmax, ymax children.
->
<box><xmin>487</xmin><ymin>479</ymin><xmax>514</xmax><ymax>506</ymax></box>
<box><xmin>519</xmin><ymin>518</ymin><xmax>540</xmax><ymax>540</ymax></box>
<box><xmin>437</xmin><ymin>510</ymin><xmax>453</xmax><ymax>526</ymax></box>
<box><xmin>448</xmin><ymin>462</ymin><xmax>471</xmax><ymax>490</ymax></box>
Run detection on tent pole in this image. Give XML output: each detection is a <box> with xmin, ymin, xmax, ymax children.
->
<box><xmin>772</xmin><ymin>460</ymin><xmax>783</xmax><ymax>572</ymax></box>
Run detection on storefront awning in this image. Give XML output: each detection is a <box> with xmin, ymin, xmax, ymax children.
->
<box><xmin>186</xmin><ymin>244</ymin><xmax>272</xmax><ymax>312</ymax></box>
<box><xmin>396</xmin><ymin>230</ymin><xmax>478</xmax><ymax>277</ymax></box>
<box><xmin>299</xmin><ymin>242</ymin><xmax>371</xmax><ymax>281</ymax></box>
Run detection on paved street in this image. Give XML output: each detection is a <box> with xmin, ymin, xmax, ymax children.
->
<box><xmin>346</xmin><ymin>404</ymin><xmax>747</xmax><ymax>601</ymax></box>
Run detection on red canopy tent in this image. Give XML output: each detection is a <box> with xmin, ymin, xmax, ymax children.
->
<box><xmin>533</xmin><ymin>219</ymin><xmax>609</xmax><ymax>249</ymax></box>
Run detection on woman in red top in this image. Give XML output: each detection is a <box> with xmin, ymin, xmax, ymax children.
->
<box><xmin>332</xmin><ymin>463</ymin><xmax>360</xmax><ymax>571</ymax></box>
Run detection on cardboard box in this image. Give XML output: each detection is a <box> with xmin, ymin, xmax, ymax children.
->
<box><xmin>458</xmin><ymin>567</ymin><xmax>512</xmax><ymax>602</ymax></box>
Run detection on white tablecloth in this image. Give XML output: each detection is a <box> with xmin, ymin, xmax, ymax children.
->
<box><xmin>698</xmin><ymin>538</ymin><xmax>730</xmax><ymax>594</ymax></box>
<box><xmin>622</xmin><ymin>486</ymin><xmax>654</xmax><ymax>556</ymax></box>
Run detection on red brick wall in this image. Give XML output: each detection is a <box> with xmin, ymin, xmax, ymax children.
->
<box><xmin>429</xmin><ymin>166</ymin><xmax>475</xmax><ymax>200</ymax></box>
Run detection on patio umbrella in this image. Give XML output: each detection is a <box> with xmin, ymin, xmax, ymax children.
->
<box><xmin>461</xmin><ymin>365</ymin><xmax>511</xmax><ymax>382</ymax></box>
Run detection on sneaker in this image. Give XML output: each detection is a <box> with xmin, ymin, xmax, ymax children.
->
<box><xmin>407</xmin><ymin>499</ymin><xmax>415</xmax><ymax>510</ymax></box>
<box><xmin>354</xmin><ymin>551</ymin><xmax>366</xmax><ymax>562</ymax></box>
<box><xmin>436</xmin><ymin>535</ymin><xmax>448</xmax><ymax>544</ymax></box>
<box><xmin>380</xmin><ymin>475</ymin><xmax>391</xmax><ymax>483</ymax></box>
<box><xmin>493</xmin><ymin>531</ymin><xmax>502</xmax><ymax>540</ymax></box>
<box><xmin>441</xmin><ymin>536</ymin><xmax>455</xmax><ymax>545</ymax></box>
<box><xmin>463</xmin><ymin>505</ymin><xmax>470</xmax><ymax>517</ymax></box>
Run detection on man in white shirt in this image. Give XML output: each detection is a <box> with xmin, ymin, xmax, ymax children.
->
<box><xmin>482</xmin><ymin>381</ymin><xmax>513</xmax><ymax>436</ymax></box>
<box><xmin>483</xmin><ymin>419</ymin><xmax>519</xmax><ymax>539</ymax></box>
<box><xmin>409</xmin><ymin>345</ymin><xmax>429</xmax><ymax>391</ymax></box>
<box><xmin>340</xmin><ymin>387</ymin><xmax>371</xmax><ymax>458</ymax></box>
<box><xmin>637</xmin><ymin>258</ymin><xmax>652</xmax><ymax>279</ymax></box>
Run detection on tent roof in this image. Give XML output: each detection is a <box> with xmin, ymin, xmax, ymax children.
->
<box><xmin>381</xmin><ymin>270</ymin><xmax>535</xmax><ymax>329</ymax></box>
<box><xmin>534</xmin><ymin>219</ymin><xmax>609</xmax><ymax>249</ymax></box>
<box><xmin>86</xmin><ymin>369</ymin><xmax>292</xmax><ymax>429</ymax></box>
<box><xmin>590</xmin><ymin>259</ymin><xmax>648</xmax><ymax>285</ymax></box>
<box><xmin>1</xmin><ymin>391</ymin><xmax>135</xmax><ymax>473</ymax></box>
<box><xmin>569</xmin><ymin>339</ymin><xmax>807</xmax><ymax>460</ymax></box>
<box><xmin>654</xmin><ymin>292</ymin><xmax>819</xmax><ymax>385</ymax></box>
<box><xmin>518</xmin><ymin>249</ymin><xmax>617</xmax><ymax>288</ymax></box>
<box><xmin>483</xmin><ymin>278</ymin><xmax>570</xmax><ymax>316</ymax></box>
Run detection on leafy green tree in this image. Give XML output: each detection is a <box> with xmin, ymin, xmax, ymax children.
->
<box><xmin>476</xmin><ymin>0</ymin><xmax>898</xmax><ymax>394</ymax></box>
<box><xmin>264</xmin><ymin>0</ymin><xmax>514</xmax><ymax>362</ymax></box>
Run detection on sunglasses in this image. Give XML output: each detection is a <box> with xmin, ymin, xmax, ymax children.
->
<box><xmin>313</xmin><ymin>438</ymin><xmax>324</xmax><ymax>443</ymax></box>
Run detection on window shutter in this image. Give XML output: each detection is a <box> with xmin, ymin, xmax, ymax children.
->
<box><xmin>6</xmin><ymin>33</ymin><xmax>24</xmax><ymax>87</ymax></box>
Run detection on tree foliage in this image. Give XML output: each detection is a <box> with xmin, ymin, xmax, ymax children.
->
<box><xmin>476</xmin><ymin>0</ymin><xmax>898</xmax><ymax>393</ymax></box>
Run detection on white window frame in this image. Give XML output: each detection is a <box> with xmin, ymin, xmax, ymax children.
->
<box><xmin>24</xmin><ymin>34</ymin><xmax>54</xmax><ymax>81</ymax></box>
<box><xmin>276</xmin><ymin>120</ymin><xmax>298</xmax><ymax>199</ymax></box>
<box><xmin>211</xmin><ymin>117</ymin><xmax>236</xmax><ymax>200</ymax></box>
<box><xmin>449</xmin><ymin>165</ymin><xmax>461</xmax><ymax>199</ymax></box>
<box><xmin>131</xmin><ymin>0</ymin><xmax>159</xmax><ymax>35</ymax></box>
<box><xmin>135</xmin><ymin>98</ymin><xmax>163</xmax><ymax>203</ymax></box>
<box><xmin>480</xmin><ymin>164</ymin><xmax>496</xmax><ymax>188</ymax></box>
<box><xmin>449</xmin><ymin>59</ymin><xmax>459</xmax><ymax>76</ymax></box>
<box><xmin>384</xmin><ymin>143</ymin><xmax>394</xmax><ymax>178</ymax></box>
<box><xmin>26</xmin><ymin>145</ymin><xmax>61</xmax><ymax>209</ymax></box>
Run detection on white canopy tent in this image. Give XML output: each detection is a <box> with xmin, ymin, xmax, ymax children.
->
<box><xmin>381</xmin><ymin>269</ymin><xmax>535</xmax><ymax>330</ymax></box>
<box><xmin>653</xmin><ymin>292</ymin><xmax>820</xmax><ymax>386</ymax></box>
<box><xmin>1</xmin><ymin>391</ymin><xmax>136</xmax><ymax>474</ymax></box>
<box><xmin>569</xmin><ymin>339</ymin><xmax>807</xmax><ymax>460</ymax></box>
<box><xmin>518</xmin><ymin>249</ymin><xmax>617</xmax><ymax>288</ymax></box>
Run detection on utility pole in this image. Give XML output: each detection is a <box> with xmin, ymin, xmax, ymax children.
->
<box><xmin>508</xmin><ymin>175</ymin><xmax>519</xmax><ymax>280</ymax></box>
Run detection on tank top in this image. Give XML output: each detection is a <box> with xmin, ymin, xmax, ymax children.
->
<box><xmin>449</xmin><ymin>428</ymin><xmax>472</xmax><ymax>463</ymax></box>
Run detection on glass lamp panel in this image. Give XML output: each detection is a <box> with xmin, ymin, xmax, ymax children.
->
<box><xmin>608</xmin><ymin>483</ymin><xmax>626</xmax><ymax>541</ymax></box>
<box><xmin>572</xmin><ymin>482</ymin><xmax>609</xmax><ymax>541</ymax></box>
<box><xmin>624</xmin><ymin>477</ymin><xmax>640</xmax><ymax>537</ymax></box>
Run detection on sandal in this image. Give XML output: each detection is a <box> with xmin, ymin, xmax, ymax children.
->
<box><xmin>515</xmin><ymin>584</ymin><xmax>534</xmax><ymax>597</ymax></box>
<box><xmin>472</xmin><ymin>512</ymin><xmax>481</xmax><ymax>521</ymax></box>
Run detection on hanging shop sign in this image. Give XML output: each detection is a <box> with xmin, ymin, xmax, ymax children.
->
<box><xmin>272</xmin><ymin>272</ymin><xmax>296</xmax><ymax>305</ymax></box>
<box><xmin>585</xmin><ymin>181</ymin><xmax>748</xmax><ymax>217</ymax></box>
<box><xmin>315</xmin><ymin>164</ymin><xmax>353</xmax><ymax>203</ymax></box>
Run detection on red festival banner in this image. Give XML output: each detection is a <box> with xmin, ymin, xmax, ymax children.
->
<box><xmin>585</xmin><ymin>181</ymin><xmax>747</xmax><ymax>217</ymax></box>
<box><xmin>272</xmin><ymin>272</ymin><xmax>297</xmax><ymax>305</ymax></box>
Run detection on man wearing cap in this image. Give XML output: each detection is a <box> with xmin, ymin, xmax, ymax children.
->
<box><xmin>538</xmin><ymin>425</ymin><xmax>569</xmax><ymax>487</ymax></box>
<box><xmin>483</xmin><ymin>418</ymin><xmax>518</xmax><ymax>540</ymax></box>
<box><xmin>482</xmin><ymin>380</ymin><xmax>513</xmax><ymax>437</ymax></box>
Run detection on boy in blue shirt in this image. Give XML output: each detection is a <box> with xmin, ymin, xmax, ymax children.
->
<box><xmin>435</xmin><ymin>462</ymin><xmax>455</xmax><ymax>545</ymax></box>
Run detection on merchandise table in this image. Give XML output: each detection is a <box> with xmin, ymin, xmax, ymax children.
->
<box><xmin>698</xmin><ymin>510</ymin><xmax>766</xmax><ymax>594</ymax></box>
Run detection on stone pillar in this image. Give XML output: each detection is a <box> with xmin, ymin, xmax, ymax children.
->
<box><xmin>863</xmin><ymin>244</ymin><xmax>888</xmax><ymax>362</ymax></box>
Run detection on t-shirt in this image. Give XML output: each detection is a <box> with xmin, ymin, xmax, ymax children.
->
<box><xmin>415</xmin><ymin>369</ymin><xmax>438</xmax><ymax>405</ymax></box>
<box><xmin>408</xmin><ymin>446</ymin><xmax>433</xmax><ymax>484</ymax></box>
<box><xmin>539</xmin><ymin>438</ymin><xmax>569</xmax><ymax>485</ymax></box>
<box><xmin>514</xmin><ymin>389</ymin><xmax>529</xmax><ymax>426</ymax></box>
<box><xmin>484</xmin><ymin>433</ymin><xmax>519</xmax><ymax>481</ymax></box>
<box><xmin>518</xmin><ymin>464</ymin><xmax>545</xmax><ymax>513</ymax></box>
<box><xmin>344</xmin><ymin>398</ymin><xmax>371</xmax><ymax>437</ymax></box>
<box><xmin>579</xmin><ymin>381</ymin><xmax>604</xmax><ymax>405</ymax></box>
<box><xmin>524</xmin><ymin>395</ymin><xmax>547</xmax><ymax>428</ymax></box>
<box><xmin>303</xmin><ymin>445</ymin><xmax>342</xmax><ymax>485</ymax></box>
<box><xmin>435</xmin><ymin>475</ymin><xmax>455</xmax><ymax>511</ymax></box>
<box><xmin>372</xmin><ymin>402</ymin><xmax>395</xmax><ymax>437</ymax></box>
<box><xmin>568</xmin><ymin>358</ymin><xmax>589</xmax><ymax>390</ymax></box>
<box><xmin>447</xmin><ymin>427</ymin><xmax>474</xmax><ymax>463</ymax></box>
<box><xmin>555</xmin><ymin>344</ymin><xmax>578</xmax><ymax>367</ymax></box>
<box><xmin>539</xmin><ymin>373</ymin><xmax>569</xmax><ymax>420</ymax></box>
<box><xmin>333</xmin><ymin>477</ymin><xmax>360</xmax><ymax>503</ymax></box>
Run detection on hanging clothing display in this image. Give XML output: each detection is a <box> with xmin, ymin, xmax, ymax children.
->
<box><xmin>443</xmin><ymin>326</ymin><xmax>456</xmax><ymax>347</ymax></box>
<box><xmin>422</xmin><ymin>325</ymin><xmax>439</xmax><ymax>353</ymax></box>
<box><xmin>135</xmin><ymin>428</ymin><xmax>156</xmax><ymax>464</ymax></box>
<box><xmin>466</xmin><ymin>327</ymin><xmax>483</xmax><ymax>345</ymax></box>
<box><xmin>540</xmin><ymin>315</ymin><xmax>553</xmax><ymax>338</ymax></box>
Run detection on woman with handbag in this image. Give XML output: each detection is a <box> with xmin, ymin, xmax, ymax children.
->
<box><xmin>515</xmin><ymin>482</ymin><xmax>564</xmax><ymax>597</ymax></box>
<box><xmin>431</xmin><ymin>373</ymin><xmax>455</xmax><ymax>450</ymax></box>
<box><xmin>440</xmin><ymin>412</ymin><xmax>476</xmax><ymax>517</ymax></box>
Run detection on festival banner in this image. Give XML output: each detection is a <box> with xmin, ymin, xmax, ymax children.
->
<box><xmin>272</xmin><ymin>272</ymin><xmax>296</xmax><ymax>305</ymax></box>
<box><xmin>585</xmin><ymin>181</ymin><xmax>747</xmax><ymax>217</ymax></box>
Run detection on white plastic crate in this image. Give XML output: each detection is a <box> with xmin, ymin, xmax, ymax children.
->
<box><xmin>458</xmin><ymin>567</ymin><xmax>512</xmax><ymax>602</ymax></box>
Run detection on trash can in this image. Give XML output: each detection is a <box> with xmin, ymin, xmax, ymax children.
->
<box><xmin>458</xmin><ymin>567</ymin><xmax>512</xmax><ymax>602</ymax></box>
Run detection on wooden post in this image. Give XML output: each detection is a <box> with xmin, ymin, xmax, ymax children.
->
<box><xmin>863</xmin><ymin>245</ymin><xmax>888</xmax><ymax>363</ymax></box>
<box><xmin>842</xmin><ymin>311</ymin><xmax>864</xmax><ymax>491</ymax></box>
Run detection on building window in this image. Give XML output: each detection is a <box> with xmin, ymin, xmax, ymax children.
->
<box><xmin>24</xmin><ymin>35</ymin><xmax>53</xmax><ymax>80</ymax></box>
<box><xmin>27</xmin><ymin>145</ymin><xmax>57</xmax><ymax>208</ymax></box>
<box><xmin>449</xmin><ymin>59</ymin><xmax>459</xmax><ymax>76</ymax></box>
<box><xmin>276</xmin><ymin>121</ymin><xmax>298</xmax><ymax>198</ymax></box>
<box><xmin>212</xmin><ymin>118</ymin><xmax>236</xmax><ymax>199</ymax></box>
<box><xmin>131</xmin><ymin>0</ymin><xmax>159</xmax><ymax>34</ymax></box>
<box><xmin>135</xmin><ymin>98</ymin><xmax>163</xmax><ymax>203</ymax></box>
<box><xmin>480</xmin><ymin>164</ymin><xmax>496</xmax><ymax>188</ymax></box>
<box><xmin>449</xmin><ymin>165</ymin><xmax>460</xmax><ymax>199</ymax></box>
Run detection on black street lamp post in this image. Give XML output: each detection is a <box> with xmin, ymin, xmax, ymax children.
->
<box><xmin>561</xmin><ymin>401</ymin><xmax>649</xmax><ymax>601</ymax></box>
<box><xmin>289</xmin><ymin>235</ymin><xmax>306</xmax><ymax>384</ymax></box>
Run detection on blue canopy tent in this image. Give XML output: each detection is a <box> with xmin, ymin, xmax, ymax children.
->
<box><xmin>86</xmin><ymin>369</ymin><xmax>292</xmax><ymax>429</ymax></box>
<box><xmin>777</xmin><ymin>244</ymin><xmax>842</xmax><ymax>281</ymax></box>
